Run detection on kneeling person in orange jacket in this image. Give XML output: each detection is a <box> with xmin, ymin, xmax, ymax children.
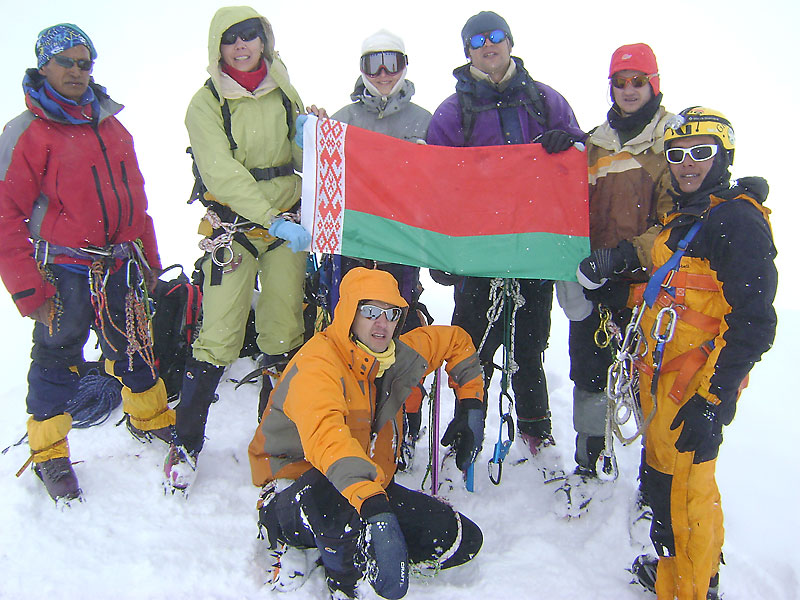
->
<box><xmin>249</xmin><ymin>267</ymin><xmax>484</xmax><ymax>600</ymax></box>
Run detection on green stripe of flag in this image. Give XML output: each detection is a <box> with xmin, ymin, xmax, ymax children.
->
<box><xmin>341</xmin><ymin>211</ymin><xmax>588</xmax><ymax>281</ymax></box>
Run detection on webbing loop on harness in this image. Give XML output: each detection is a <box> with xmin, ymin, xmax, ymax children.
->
<box><xmin>643</xmin><ymin>220</ymin><xmax>703</xmax><ymax>307</ymax></box>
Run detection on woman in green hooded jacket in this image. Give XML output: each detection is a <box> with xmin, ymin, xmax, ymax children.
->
<box><xmin>165</xmin><ymin>6</ymin><xmax>310</xmax><ymax>492</ymax></box>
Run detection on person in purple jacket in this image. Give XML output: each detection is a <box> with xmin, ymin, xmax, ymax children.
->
<box><xmin>427</xmin><ymin>10</ymin><xmax>585</xmax><ymax>458</ymax></box>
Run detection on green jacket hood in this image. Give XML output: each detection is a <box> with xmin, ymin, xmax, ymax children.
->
<box><xmin>207</xmin><ymin>6</ymin><xmax>275</xmax><ymax>77</ymax></box>
<box><xmin>330</xmin><ymin>267</ymin><xmax>408</xmax><ymax>348</ymax></box>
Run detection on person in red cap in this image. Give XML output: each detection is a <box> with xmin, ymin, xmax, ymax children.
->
<box><xmin>554</xmin><ymin>43</ymin><xmax>675</xmax><ymax>516</ymax></box>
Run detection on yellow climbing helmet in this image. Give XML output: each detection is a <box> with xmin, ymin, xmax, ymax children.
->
<box><xmin>664</xmin><ymin>107</ymin><xmax>735</xmax><ymax>150</ymax></box>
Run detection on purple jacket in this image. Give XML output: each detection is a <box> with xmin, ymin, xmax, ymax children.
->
<box><xmin>427</xmin><ymin>58</ymin><xmax>584</xmax><ymax>147</ymax></box>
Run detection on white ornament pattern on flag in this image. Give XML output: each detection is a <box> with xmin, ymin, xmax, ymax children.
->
<box><xmin>313</xmin><ymin>118</ymin><xmax>347</xmax><ymax>254</ymax></box>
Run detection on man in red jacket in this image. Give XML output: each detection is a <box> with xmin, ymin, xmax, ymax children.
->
<box><xmin>0</xmin><ymin>24</ymin><xmax>173</xmax><ymax>504</ymax></box>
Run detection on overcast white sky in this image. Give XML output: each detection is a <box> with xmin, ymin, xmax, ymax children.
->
<box><xmin>0</xmin><ymin>0</ymin><xmax>797</xmax><ymax>311</ymax></box>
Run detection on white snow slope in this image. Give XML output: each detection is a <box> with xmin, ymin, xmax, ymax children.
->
<box><xmin>0</xmin><ymin>274</ymin><xmax>797</xmax><ymax>600</ymax></box>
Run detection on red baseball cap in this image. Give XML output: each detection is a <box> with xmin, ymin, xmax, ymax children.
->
<box><xmin>609</xmin><ymin>43</ymin><xmax>659</xmax><ymax>95</ymax></box>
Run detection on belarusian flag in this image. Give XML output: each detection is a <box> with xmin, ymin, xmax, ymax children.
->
<box><xmin>301</xmin><ymin>116</ymin><xmax>588</xmax><ymax>281</ymax></box>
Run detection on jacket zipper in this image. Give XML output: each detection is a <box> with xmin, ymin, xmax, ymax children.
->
<box><xmin>90</xmin><ymin>166</ymin><xmax>110</xmax><ymax>245</ymax></box>
<box><xmin>120</xmin><ymin>161</ymin><xmax>134</xmax><ymax>226</ymax></box>
<box><xmin>92</xmin><ymin>125</ymin><xmax>124</xmax><ymax>237</ymax></box>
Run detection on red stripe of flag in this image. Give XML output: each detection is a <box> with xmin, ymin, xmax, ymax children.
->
<box><xmin>341</xmin><ymin>124</ymin><xmax>588</xmax><ymax>238</ymax></box>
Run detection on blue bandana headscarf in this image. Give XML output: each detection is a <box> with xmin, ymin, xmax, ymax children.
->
<box><xmin>35</xmin><ymin>23</ymin><xmax>97</xmax><ymax>69</ymax></box>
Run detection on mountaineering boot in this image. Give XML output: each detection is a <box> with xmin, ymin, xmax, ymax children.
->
<box><xmin>163</xmin><ymin>443</ymin><xmax>198</xmax><ymax>493</ymax></box>
<box><xmin>326</xmin><ymin>572</ymin><xmax>360</xmax><ymax>600</ymax></box>
<box><xmin>34</xmin><ymin>457</ymin><xmax>82</xmax><ymax>504</ymax></box>
<box><xmin>104</xmin><ymin>361</ymin><xmax>176</xmax><ymax>443</ymax></box>
<box><xmin>629</xmin><ymin>489</ymin><xmax>655</xmax><ymax>551</ymax></box>
<box><xmin>27</xmin><ymin>414</ymin><xmax>82</xmax><ymax>504</ymax></box>
<box><xmin>269</xmin><ymin>543</ymin><xmax>322</xmax><ymax>592</ymax></box>
<box><xmin>174</xmin><ymin>358</ymin><xmax>225</xmax><ymax>452</ymax></box>
<box><xmin>630</xmin><ymin>555</ymin><xmax>720</xmax><ymax>599</ymax></box>
<box><xmin>126</xmin><ymin>418</ymin><xmax>175</xmax><ymax>444</ymax></box>
<box><xmin>519</xmin><ymin>431</ymin><xmax>555</xmax><ymax>457</ymax></box>
<box><xmin>398</xmin><ymin>410</ymin><xmax>422</xmax><ymax>472</ymax></box>
<box><xmin>631</xmin><ymin>554</ymin><xmax>658</xmax><ymax>593</ymax></box>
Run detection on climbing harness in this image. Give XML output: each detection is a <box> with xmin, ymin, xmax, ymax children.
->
<box><xmin>480</xmin><ymin>278</ymin><xmax>525</xmax><ymax>486</ymax></box>
<box><xmin>198</xmin><ymin>209</ymin><xmax>258</xmax><ymax>267</ymax></box>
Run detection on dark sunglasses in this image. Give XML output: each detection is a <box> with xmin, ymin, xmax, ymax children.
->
<box><xmin>360</xmin><ymin>51</ymin><xmax>407</xmax><ymax>77</ymax></box>
<box><xmin>469</xmin><ymin>29</ymin><xmax>507</xmax><ymax>50</ymax></box>
<box><xmin>358</xmin><ymin>304</ymin><xmax>403</xmax><ymax>322</ymax></box>
<box><xmin>52</xmin><ymin>55</ymin><xmax>93</xmax><ymax>71</ymax></box>
<box><xmin>665</xmin><ymin>144</ymin><xmax>719</xmax><ymax>164</ymax></box>
<box><xmin>220</xmin><ymin>26</ymin><xmax>262</xmax><ymax>46</ymax></box>
<box><xmin>610</xmin><ymin>73</ymin><xmax>656</xmax><ymax>89</ymax></box>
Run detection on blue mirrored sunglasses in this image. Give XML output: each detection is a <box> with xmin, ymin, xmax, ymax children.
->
<box><xmin>358</xmin><ymin>304</ymin><xmax>402</xmax><ymax>322</ymax></box>
<box><xmin>469</xmin><ymin>29</ymin><xmax>507</xmax><ymax>50</ymax></box>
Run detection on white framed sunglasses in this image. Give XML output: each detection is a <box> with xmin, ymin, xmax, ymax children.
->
<box><xmin>665</xmin><ymin>144</ymin><xmax>718</xmax><ymax>164</ymax></box>
<box><xmin>358</xmin><ymin>304</ymin><xmax>402</xmax><ymax>322</ymax></box>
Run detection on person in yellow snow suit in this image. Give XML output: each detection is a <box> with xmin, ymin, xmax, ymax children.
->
<box><xmin>629</xmin><ymin>107</ymin><xmax>777</xmax><ymax>599</ymax></box>
<box><xmin>249</xmin><ymin>267</ymin><xmax>484</xmax><ymax>599</ymax></box>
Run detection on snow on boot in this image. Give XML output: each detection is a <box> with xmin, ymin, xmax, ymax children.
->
<box><xmin>628</xmin><ymin>490</ymin><xmax>655</xmax><ymax>552</ymax></box>
<box><xmin>163</xmin><ymin>443</ymin><xmax>198</xmax><ymax>494</ymax></box>
<box><xmin>33</xmin><ymin>456</ymin><xmax>83</xmax><ymax>506</ymax></box>
<box><xmin>268</xmin><ymin>543</ymin><xmax>321</xmax><ymax>592</ymax></box>
<box><xmin>630</xmin><ymin>554</ymin><xmax>658</xmax><ymax>593</ymax></box>
<box><xmin>551</xmin><ymin>468</ymin><xmax>613</xmax><ymax>519</ymax></box>
<box><xmin>517</xmin><ymin>432</ymin><xmax>564</xmax><ymax>483</ymax></box>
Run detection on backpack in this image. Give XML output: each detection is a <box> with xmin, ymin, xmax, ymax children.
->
<box><xmin>151</xmin><ymin>264</ymin><xmax>203</xmax><ymax>400</ymax></box>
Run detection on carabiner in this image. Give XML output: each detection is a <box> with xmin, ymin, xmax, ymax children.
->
<box><xmin>594</xmin><ymin>306</ymin><xmax>612</xmax><ymax>348</ymax></box>
<box><xmin>651</xmin><ymin>306</ymin><xmax>677</xmax><ymax>344</ymax></box>
<box><xmin>212</xmin><ymin>244</ymin><xmax>235</xmax><ymax>267</ymax></box>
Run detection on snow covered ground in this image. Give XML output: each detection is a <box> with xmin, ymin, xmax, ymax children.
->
<box><xmin>0</xmin><ymin>274</ymin><xmax>796</xmax><ymax>600</ymax></box>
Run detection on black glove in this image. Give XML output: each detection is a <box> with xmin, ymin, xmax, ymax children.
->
<box><xmin>441</xmin><ymin>398</ymin><xmax>484</xmax><ymax>471</ymax></box>
<box><xmin>583</xmin><ymin>280</ymin><xmax>631</xmax><ymax>311</ymax></box>
<box><xmin>576</xmin><ymin>241</ymin><xmax>639</xmax><ymax>289</ymax></box>
<box><xmin>364</xmin><ymin>511</ymin><xmax>409</xmax><ymax>600</ymax></box>
<box><xmin>670</xmin><ymin>394</ymin><xmax>721</xmax><ymax>461</ymax></box>
<box><xmin>539</xmin><ymin>129</ymin><xmax>575</xmax><ymax>153</ymax></box>
<box><xmin>429</xmin><ymin>269</ymin><xmax>463</xmax><ymax>286</ymax></box>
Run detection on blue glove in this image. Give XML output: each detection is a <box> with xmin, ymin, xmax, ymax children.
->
<box><xmin>294</xmin><ymin>114</ymin><xmax>308</xmax><ymax>149</ymax></box>
<box><xmin>365</xmin><ymin>511</ymin><xmax>409</xmax><ymax>600</ymax></box>
<box><xmin>670</xmin><ymin>394</ymin><xmax>721</xmax><ymax>462</ymax></box>
<box><xmin>441</xmin><ymin>399</ymin><xmax>484</xmax><ymax>471</ymax></box>
<box><xmin>268</xmin><ymin>219</ymin><xmax>311</xmax><ymax>252</ymax></box>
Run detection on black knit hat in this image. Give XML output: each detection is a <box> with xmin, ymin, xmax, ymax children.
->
<box><xmin>461</xmin><ymin>11</ymin><xmax>513</xmax><ymax>55</ymax></box>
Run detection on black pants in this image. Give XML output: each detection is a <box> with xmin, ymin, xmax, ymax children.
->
<box><xmin>452</xmin><ymin>277</ymin><xmax>553</xmax><ymax>437</ymax></box>
<box><xmin>263</xmin><ymin>469</ymin><xmax>482</xmax><ymax>582</ymax></box>
<box><xmin>567</xmin><ymin>309</ymin><xmax>614</xmax><ymax>393</ymax></box>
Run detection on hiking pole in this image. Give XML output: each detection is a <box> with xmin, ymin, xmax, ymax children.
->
<box><xmin>431</xmin><ymin>367</ymin><xmax>441</xmax><ymax>495</ymax></box>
